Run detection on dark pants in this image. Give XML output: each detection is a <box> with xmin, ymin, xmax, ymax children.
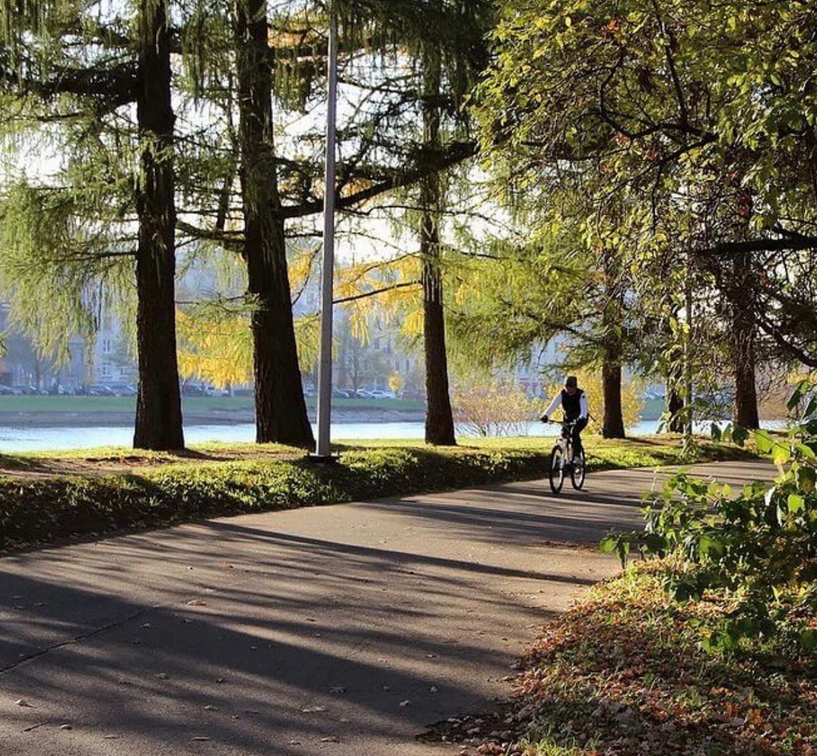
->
<box><xmin>570</xmin><ymin>418</ymin><xmax>588</xmax><ymax>459</ymax></box>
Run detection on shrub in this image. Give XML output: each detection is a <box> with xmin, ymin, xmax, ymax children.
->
<box><xmin>602</xmin><ymin>379</ymin><xmax>817</xmax><ymax>654</ymax></box>
<box><xmin>452</xmin><ymin>379</ymin><xmax>543</xmax><ymax>437</ymax></box>
<box><xmin>0</xmin><ymin>437</ymin><xmax>759</xmax><ymax>553</ymax></box>
<box><xmin>0</xmin><ymin>446</ymin><xmax>551</xmax><ymax>551</ymax></box>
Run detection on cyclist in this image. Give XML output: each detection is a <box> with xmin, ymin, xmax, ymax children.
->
<box><xmin>540</xmin><ymin>376</ymin><xmax>589</xmax><ymax>462</ymax></box>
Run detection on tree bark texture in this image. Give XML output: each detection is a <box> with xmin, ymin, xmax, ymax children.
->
<box><xmin>684</xmin><ymin>267</ymin><xmax>694</xmax><ymax>439</ymax></box>
<box><xmin>602</xmin><ymin>358</ymin><xmax>626</xmax><ymax>438</ymax></box>
<box><xmin>600</xmin><ymin>248</ymin><xmax>626</xmax><ymax>438</ymax></box>
<box><xmin>731</xmin><ymin>251</ymin><xmax>760</xmax><ymax>428</ymax></box>
<box><xmin>666</xmin><ymin>374</ymin><xmax>685</xmax><ymax>432</ymax></box>
<box><xmin>421</xmin><ymin>48</ymin><xmax>456</xmax><ymax>446</ymax></box>
<box><xmin>235</xmin><ymin>0</ymin><xmax>314</xmax><ymax>447</ymax></box>
<box><xmin>133</xmin><ymin>0</ymin><xmax>184</xmax><ymax>450</ymax></box>
<box><xmin>665</xmin><ymin>334</ymin><xmax>685</xmax><ymax>433</ymax></box>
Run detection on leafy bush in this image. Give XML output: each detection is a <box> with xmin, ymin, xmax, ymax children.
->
<box><xmin>452</xmin><ymin>379</ymin><xmax>543</xmax><ymax>437</ymax></box>
<box><xmin>602</xmin><ymin>380</ymin><xmax>817</xmax><ymax>653</ymax></box>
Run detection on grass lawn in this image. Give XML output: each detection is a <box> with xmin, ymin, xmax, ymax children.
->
<box><xmin>0</xmin><ymin>433</ymin><xmax>756</xmax><ymax>478</ymax></box>
<box><xmin>0</xmin><ymin>435</ymin><xmax>759</xmax><ymax>552</ymax></box>
<box><xmin>441</xmin><ymin>563</ymin><xmax>815</xmax><ymax>756</ymax></box>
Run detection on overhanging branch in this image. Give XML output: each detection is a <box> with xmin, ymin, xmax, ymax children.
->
<box><xmin>282</xmin><ymin>141</ymin><xmax>477</xmax><ymax>219</ymax></box>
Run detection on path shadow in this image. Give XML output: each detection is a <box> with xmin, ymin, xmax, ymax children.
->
<box><xmin>0</xmin><ymin>505</ymin><xmax>583</xmax><ymax>755</ymax></box>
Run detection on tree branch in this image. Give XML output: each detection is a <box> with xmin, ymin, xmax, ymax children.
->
<box><xmin>282</xmin><ymin>141</ymin><xmax>477</xmax><ymax>219</ymax></box>
<box><xmin>334</xmin><ymin>280</ymin><xmax>420</xmax><ymax>305</ymax></box>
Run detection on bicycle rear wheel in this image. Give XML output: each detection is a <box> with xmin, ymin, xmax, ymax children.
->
<box><xmin>571</xmin><ymin>449</ymin><xmax>586</xmax><ymax>490</ymax></box>
<box><xmin>549</xmin><ymin>445</ymin><xmax>565</xmax><ymax>493</ymax></box>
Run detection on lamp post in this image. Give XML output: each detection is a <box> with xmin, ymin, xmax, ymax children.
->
<box><xmin>314</xmin><ymin>1</ymin><xmax>338</xmax><ymax>458</ymax></box>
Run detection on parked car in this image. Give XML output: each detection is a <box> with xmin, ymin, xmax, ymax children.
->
<box><xmin>332</xmin><ymin>388</ymin><xmax>354</xmax><ymax>399</ymax></box>
<box><xmin>88</xmin><ymin>384</ymin><xmax>116</xmax><ymax>396</ymax></box>
<box><xmin>11</xmin><ymin>384</ymin><xmax>42</xmax><ymax>395</ymax></box>
<box><xmin>0</xmin><ymin>384</ymin><xmax>16</xmax><ymax>395</ymax></box>
<box><xmin>181</xmin><ymin>383</ymin><xmax>206</xmax><ymax>397</ymax></box>
<box><xmin>103</xmin><ymin>382</ymin><xmax>137</xmax><ymax>397</ymax></box>
<box><xmin>354</xmin><ymin>389</ymin><xmax>374</xmax><ymax>398</ymax></box>
<box><xmin>203</xmin><ymin>384</ymin><xmax>229</xmax><ymax>397</ymax></box>
<box><xmin>400</xmin><ymin>389</ymin><xmax>425</xmax><ymax>401</ymax></box>
<box><xmin>368</xmin><ymin>389</ymin><xmax>396</xmax><ymax>399</ymax></box>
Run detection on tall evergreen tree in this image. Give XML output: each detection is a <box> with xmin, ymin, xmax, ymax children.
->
<box><xmin>0</xmin><ymin>0</ymin><xmax>184</xmax><ymax>450</ymax></box>
<box><xmin>233</xmin><ymin>0</ymin><xmax>313</xmax><ymax>445</ymax></box>
<box><xmin>134</xmin><ymin>0</ymin><xmax>184</xmax><ymax>449</ymax></box>
<box><xmin>178</xmin><ymin>0</ymin><xmax>489</xmax><ymax>445</ymax></box>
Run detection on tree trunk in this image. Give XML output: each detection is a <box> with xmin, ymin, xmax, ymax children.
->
<box><xmin>421</xmin><ymin>46</ymin><xmax>455</xmax><ymax>446</ymax></box>
<box><xmin>732</xmin><ymin>251</ymin><xmax>760</xmax><ymax>429</ymax></box>
<box><xmin>602</xmin><ymin>358</ymin><xmax>626</xmax><ymax>438</ymax></box>
<box><xmin>665</xmin><ymin>339</ymin><xmax>685</xmax><ymax>433</ymax></box>
<box><xmin>423</xmin><ymin>251</ymin><xmax>456</xmax><ymax>445</ymax></box>
<box><xmin>666</xmin><ymin>383</ymin><xmax>685</xmax><ymax>433</ymax></box>
<box><xmin>133</xmin><ymin>0</ymin><xmax>184</xmax><ymax>450</ymax></box>
<box><xmin>234</xmin><ymin>0</ymin><xmax>314</xmax><ymax>447</ymax></box>
<box><xmin>684</xmin><ymin>264</ymin><xmax>694</xmax><ymax>439</ymax></box>
<box><xmin>600</xmin><ymin>247</ymin><xmax>626</xmax><ymax>438</ymax></box>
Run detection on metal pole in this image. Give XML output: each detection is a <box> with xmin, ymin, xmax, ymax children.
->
<box><xmin>315</xmin><ymin>2</ymin><xmax>338</xmax><ymax>458</ymax></box>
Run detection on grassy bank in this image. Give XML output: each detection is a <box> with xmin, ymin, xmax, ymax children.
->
<box><xmin>0</xmin><ymin>436</ymin><xmax>758</xmax><ymax>553</ymax></box>
<box><xmin>437</xmin><ymin>563</ymin><xmax>815</xmax><ymax>756</ymax></box>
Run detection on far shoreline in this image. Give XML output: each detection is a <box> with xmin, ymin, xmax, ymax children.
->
<box><xmin>0</xmin><ymin>409</ymin><xmax>428</xmax><ymax>428</ymax></box>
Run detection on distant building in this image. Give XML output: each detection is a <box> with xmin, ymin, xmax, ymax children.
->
<box><xmin>90</xmin><ymin>306</ymin><xmax>136</xmax><ymax>384</ymax></box>
<box><xmin>0</xmin><ymin>302</ymin><xmax>83</xmax><ymax>388</ymax></box>
<box><xmin>0</xmin><ymin>299</ymin><xmax>132</xmax><ymax>390</ymax></box>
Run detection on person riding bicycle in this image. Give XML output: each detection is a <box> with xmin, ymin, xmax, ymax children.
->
<box><xmin>540</xmin><ymin>376</ymin><xmax>588</xmax><ymax>463</ymax></box>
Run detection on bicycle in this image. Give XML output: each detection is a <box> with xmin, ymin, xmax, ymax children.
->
<box><xmin>544</xmin><ymin>418</ymin><xmax>586</xmax><ymax>493</ymax></box>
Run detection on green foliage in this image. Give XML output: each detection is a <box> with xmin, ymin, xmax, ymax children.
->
<box><xmin>0</xmin><ymin>180</ymin><xmax>134</xmax><ymax>363</ymax></box>
<box><xmin>602</xmin><ymin>380</ymin><xmax>817</xmax><ymax>653</ymax></box>
<box><xmin>475</xmin><ymin>0</ymin><xmax>817</xmax><ymax>382</ymax></box>
<box><xmin>0</xmin><ymin>445</ymin><xmax>548</xmax><ymax>550</ymax></box>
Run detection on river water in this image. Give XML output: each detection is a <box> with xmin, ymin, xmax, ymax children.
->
<box><xmin>0</xmin><ymin>418</ymin><xmax>786</xmax><ymax>453</ymax></box>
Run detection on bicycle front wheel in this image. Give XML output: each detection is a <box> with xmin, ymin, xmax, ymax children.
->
<box><xmin>571</xmin><ymin>449</ymin><xmax>586</xmax><ymax>490</ymax></box>
<box><xmin>549</xmin><ymin>445</ymin><xmax>565</xmax><ymax>493</ymax></box>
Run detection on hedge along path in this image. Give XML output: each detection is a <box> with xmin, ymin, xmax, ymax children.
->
<box><xmin>0</xmin><ymin>439</ymin><xmax>759</xmax><ymax>552</ymax></box>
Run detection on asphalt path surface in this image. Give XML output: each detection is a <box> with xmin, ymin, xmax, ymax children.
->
<box><xmin>0</xmin><ymin>460</ymin><xmax>772</xmax><ymax>756</ymax></box>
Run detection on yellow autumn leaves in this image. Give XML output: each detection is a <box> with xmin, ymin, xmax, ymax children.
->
<box><xmin>176</xmin><ymin>250</ymin><xmax>427</xmax><ymax>388</ymax></box>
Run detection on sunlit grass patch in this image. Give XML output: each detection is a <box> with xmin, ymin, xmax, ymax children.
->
<box><xmin>0</xmin><ymin>436</ymin><xmax>759</xmax><ymax>553</ymax></box>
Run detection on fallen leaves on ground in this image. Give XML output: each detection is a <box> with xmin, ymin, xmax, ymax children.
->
<box><xmin>513</xmin><ymin>565</ymin><xmax>815</xmax><ymax>755</ymax></box>
<box><xmin>425</xmin><ymin>563</ymin><xmax>815</xmax><ymax>756</ymax></box>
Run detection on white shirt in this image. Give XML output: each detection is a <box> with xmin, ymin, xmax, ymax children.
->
<box><xmin>544</xmin><ymin>389</ymin><xmax>588</xmax><ymax>420</ymax></box>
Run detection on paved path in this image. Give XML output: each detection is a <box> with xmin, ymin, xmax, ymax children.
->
<box><xmin>0</xmin><ymin>460</ymin><xmax>771</xmax><ymax>756</ymax></box>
